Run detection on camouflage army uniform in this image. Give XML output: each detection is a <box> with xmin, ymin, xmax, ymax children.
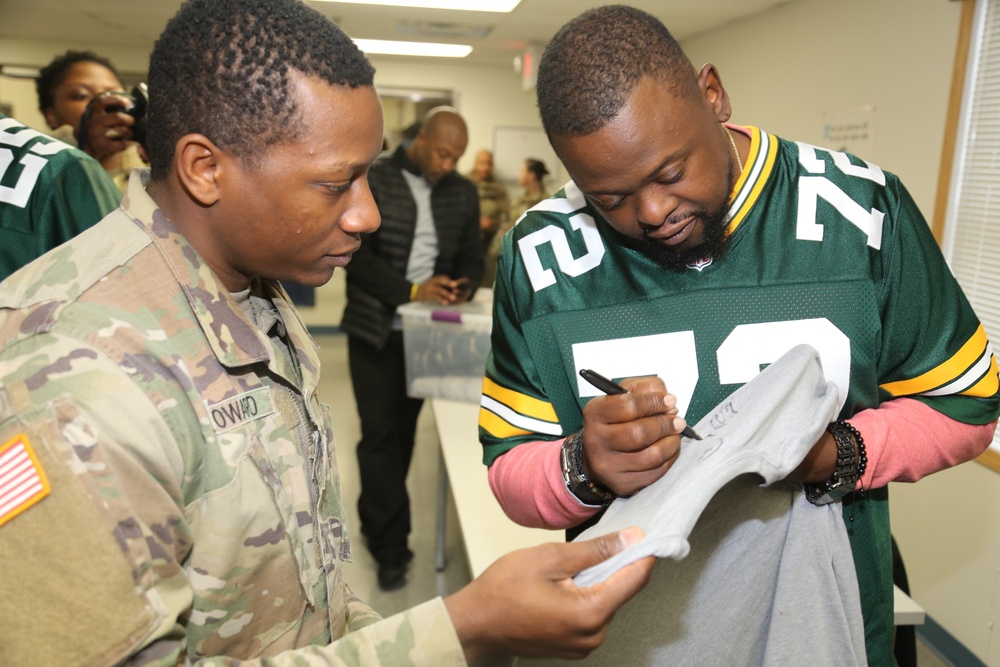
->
<box><xmin>471</xmin><ymin>175</ymin><xmax>509</xmax><ymax>235</ymax></box>
<box><xmin>0</xmin><ymin>170</ymin><xmax>465</xmax><ymax>666</ymax></box>
<box><xmin>469</xmin><ymin>174</ymin><xmax>509</xmax><ymax>289</ymax></box>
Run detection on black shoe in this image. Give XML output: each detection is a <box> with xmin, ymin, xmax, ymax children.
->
<box><xmin>377</xmin><ymin>562</ymin><xmax>408</xmax><ymax>591</ymax></box>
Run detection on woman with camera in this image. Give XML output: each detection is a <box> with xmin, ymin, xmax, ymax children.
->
<box><xmin>36</xmin><ymin>50</ymin><xmax>148</xmax><ymax>192</ymax></box>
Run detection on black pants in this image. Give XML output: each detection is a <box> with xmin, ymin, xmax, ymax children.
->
<box><xmin>892</xmin><ymin>535</ymin><xmax>916</xmax><ymax>667</ymax></box>
<box><xmin>348</xmin><ymin>331</ymin><xmax>423</xmax><ymax>566</ymax></box>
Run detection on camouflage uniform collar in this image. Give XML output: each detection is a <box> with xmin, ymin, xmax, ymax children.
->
<box><xmin>121</xmin><ymin>169</ymin><xmax>274</xmax><ymax>369</ymax></box>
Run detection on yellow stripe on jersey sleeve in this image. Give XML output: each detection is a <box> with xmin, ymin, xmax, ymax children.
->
<box><xmin>962</xmin><ymin>353</ymin><xmax>1000</xmax><ymax>398</ymax></box>
<box><xmin>479</xmin><ymin>377</ymin><xmax>563</xmax><ymax>439</ymax></box>
<box><xmin>481</xmin><ymin>377</ymin><xmax>558</xmax><ymax>421</ymax></box>
<box><xmin>880</xmin><ymin>325</ymin><xmax>997</xmax><ymax>397</ymax></box>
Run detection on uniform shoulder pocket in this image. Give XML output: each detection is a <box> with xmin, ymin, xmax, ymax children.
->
<box><xmin>0</xmin><ymin>398</ymin><xmax>161</xmax><ymax>666</ymax></box>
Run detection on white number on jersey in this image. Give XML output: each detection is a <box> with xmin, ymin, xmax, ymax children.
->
<box><xmin>572</xmin><ymin>318</ymin><xmax>850</xmax><ymax>418</ymax></box>
<box><xmin>519</xmin><ymin>181</ymin><xmax>606</xmax><ymax>291</ymax></box>
<box><xmin>0</xmin><ymin>118</ymin><xmax>72</xmax><ymax>208</ymax></box>
<box><xmin>795</xmin><ymin>142</ymin><xmax>885</xmax><ymax>250</ymax></box>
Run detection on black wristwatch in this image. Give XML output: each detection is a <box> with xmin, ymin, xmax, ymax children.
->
<box><xmin>560</xmin><ymin>431</ymin><xmax>617</xmax><ymax>506</ymax></box>
<box><xmin>804</xmin><ymin>420</ymin><xmax>868</xmax><ymax>505</ymax></box>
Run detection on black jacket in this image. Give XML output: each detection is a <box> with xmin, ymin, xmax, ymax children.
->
<box><xmin>341</xmin><ymin>146</ymin><xmax>483</xmax><ymax>348</ymax></box>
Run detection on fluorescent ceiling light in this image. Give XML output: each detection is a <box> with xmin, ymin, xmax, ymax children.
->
<box><xmin>0</xmin><ymin>65</ymin><xmax>41</xmax><ymax>78</ymax></box>
<box><xmin>316</xmin><ymin>0</ymin><xmax>520</xmax><ymax>11</ymax></box>
<box><xmin>354</xmin><ymin>39</ymin><xmax>472</xmax><ymax>58</ymax></box>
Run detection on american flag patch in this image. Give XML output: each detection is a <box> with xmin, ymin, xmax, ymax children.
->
<box><xmin>0</xmin><ymin>434</ymin><xmax>50</xmax><ymax>527</ymax></box>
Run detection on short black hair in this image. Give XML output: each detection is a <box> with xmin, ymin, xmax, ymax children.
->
<box><xmin>36</xmin><ymin>50</ymin><xmax>119</xmax><ymax>112</ymax></box>
<box><xmin>536</xmin><ymin>5</ymin><xmax>695</xmax><ymax>138</ymax></box>
<box><xmin>146</xmin><ymin>0</ymin><xmax>376</xmax><ymax>179</ymax></box>
<box><xmin>525</xmin><ymin>158</ymin><xmax>549</xmax><ymax>182</ymax></box>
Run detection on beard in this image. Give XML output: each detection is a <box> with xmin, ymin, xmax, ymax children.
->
<box><xmin>618</xmin><ymin>198</ymin><xmax>733</xmax><ymax>273</ymax></box>
<box><xmin>612</xmin><ymin>150</ymin><xmax>737</xmax><ymax>272</ymax></box>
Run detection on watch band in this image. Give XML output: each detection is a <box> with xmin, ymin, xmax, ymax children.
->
<box><xmin>560</xmin><ymin>431</ymin><xmax>617</xmax><ymax>506</ymax></box>
<box><xmin>804</xmin><ymin>420</ymin><xmax>867</xmax><ymax>505</ymax></box>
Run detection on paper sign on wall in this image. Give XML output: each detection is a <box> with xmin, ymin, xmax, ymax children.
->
<box><xmin>822</xmin><ymin>106</ymin><xmax>875</xmax><ymax>159</ymax></box>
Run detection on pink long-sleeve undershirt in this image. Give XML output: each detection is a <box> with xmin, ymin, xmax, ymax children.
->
<box><xmin>487</xmin><ymin>397</ymin><xmax>996</xmax><ymax>529</ymax></box>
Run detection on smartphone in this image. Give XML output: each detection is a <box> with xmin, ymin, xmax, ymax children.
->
<box><xmin>452</xmin><ymin>278</ymin><xmax>471</xmax><ymax>301</ymax></box>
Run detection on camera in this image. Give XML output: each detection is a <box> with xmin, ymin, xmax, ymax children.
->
<box><xmin>77</xmin><ymin>83</ymin><xmax>149</xmax><ymax>153</ymax></box>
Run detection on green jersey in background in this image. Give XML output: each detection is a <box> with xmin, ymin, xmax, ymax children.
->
<box><xmin>0</xmin><ymin>114</ymin><xmax>121</xmax><ymax>282</ymax></box>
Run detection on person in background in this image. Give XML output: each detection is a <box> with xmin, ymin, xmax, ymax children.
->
<box><xmin>0</xmin><ymin>112</ymin><xmax>120</xmax><ymax>282</ymax></box>
<box><xmin>467</xmin><ymin>148</ymin><xmax>509</xmax><ymax>286</ymax></box>
<box><xmin>482</xmin><ymin>157</ymin><xmax>551</xmax><ymax>288</ymax></box>
<box><xmin>511</xmin><ymin>157</ymin><xmax>551</xmax><ymax>223</ymax></box>
<box><xmin>480</xmin><ymin>5</ymin><xmax>999</xmax><ymax>664</ymax></box>
<box><xmin>0</xmin><ymin>0</ymin><xmax>653</xmax><ymax>664</ymax></box>
<box><xmin>36</xmin><ymin>50</ymin><xmax>146</xmax><ymax>191</ymax></box>
<box><xmin>342</xmin><ymin>107</ymin><xmax>484</xmax><ymax>591</ymax></box>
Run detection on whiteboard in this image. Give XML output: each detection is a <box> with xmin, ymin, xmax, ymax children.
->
<box><xmin>492</xmin><ymin>126</ymin><xmax>568</xmax><ymax>190</ymax></box>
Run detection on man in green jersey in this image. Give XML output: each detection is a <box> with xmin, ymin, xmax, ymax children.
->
<box><xmin>0</xmin><ymin>113</ymin><xmax>120</xmax><ymax>282</ymax></box>
<box><xmin>480</xmin><ymin>6</ymin><xmax>999</xmax><ymax>664</ymax></box>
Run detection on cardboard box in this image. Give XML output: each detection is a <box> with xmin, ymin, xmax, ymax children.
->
<box><xmin>398</xmin><ymin>289</ymin><xmax>493</xmax><ymax>403</ymax></box>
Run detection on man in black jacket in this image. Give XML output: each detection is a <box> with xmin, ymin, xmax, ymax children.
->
<box><xmin>342</xmin><ymin>107</ymin><xmax>483</xmax><ymax>590</ymax></box>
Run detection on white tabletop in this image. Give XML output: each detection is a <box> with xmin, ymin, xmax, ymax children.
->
<box><xmin>431</xmin><ymin>398</ymin><xmax>557</xmax><ymax>579</ymax></box>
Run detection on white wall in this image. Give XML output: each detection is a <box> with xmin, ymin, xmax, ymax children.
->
<box><xmin>683</xmin><ymin>0</ymin><xmax>957</xmax><ymax>218</ymax></box>
<box><xmin>0</xmin><ymin>74</ymin><xmax>46</xmax><ymax>129</ymax></box>
<box><xmin>684</xmin><ymin>1</ymin><xmax>999</xmax><ymax>663</ymax></box>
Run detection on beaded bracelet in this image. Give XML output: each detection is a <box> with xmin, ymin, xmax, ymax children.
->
<box><xmin>804</xmin><ymin>419</ymin><xmax>867</xmax><ymax>505</ymax></box>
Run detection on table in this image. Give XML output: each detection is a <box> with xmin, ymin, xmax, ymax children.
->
<box><xmin>431</xmin><ymin>399</ymin><xmax>556</xmax><ymax>578</ymax></box>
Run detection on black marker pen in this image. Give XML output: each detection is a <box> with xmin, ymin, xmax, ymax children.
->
<box><xmin>579</xmin><ymin>368</ymin><xmax>703</xmax><ymax>440</ymax></box>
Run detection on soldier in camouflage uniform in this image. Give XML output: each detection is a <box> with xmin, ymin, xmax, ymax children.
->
<box><xmin>0</xmin><ymin>0</ymin><xmax>654</xmax><ymax>665</ymax></box>
<box><xmin>468</xmin><ymin>149</ymin><xmax>509</xmax><ymax>286</ymax></box>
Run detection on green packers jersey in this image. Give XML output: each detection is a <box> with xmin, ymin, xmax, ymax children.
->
<box><xmin>480</xmin><ymin>127</ymin><xmax>1000</xmax><ymax>664</ymax></box>
<box><xmin>0</xmin><ymin>115</ymin><xmax>120</xmax><ymax>282</ymax></box>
